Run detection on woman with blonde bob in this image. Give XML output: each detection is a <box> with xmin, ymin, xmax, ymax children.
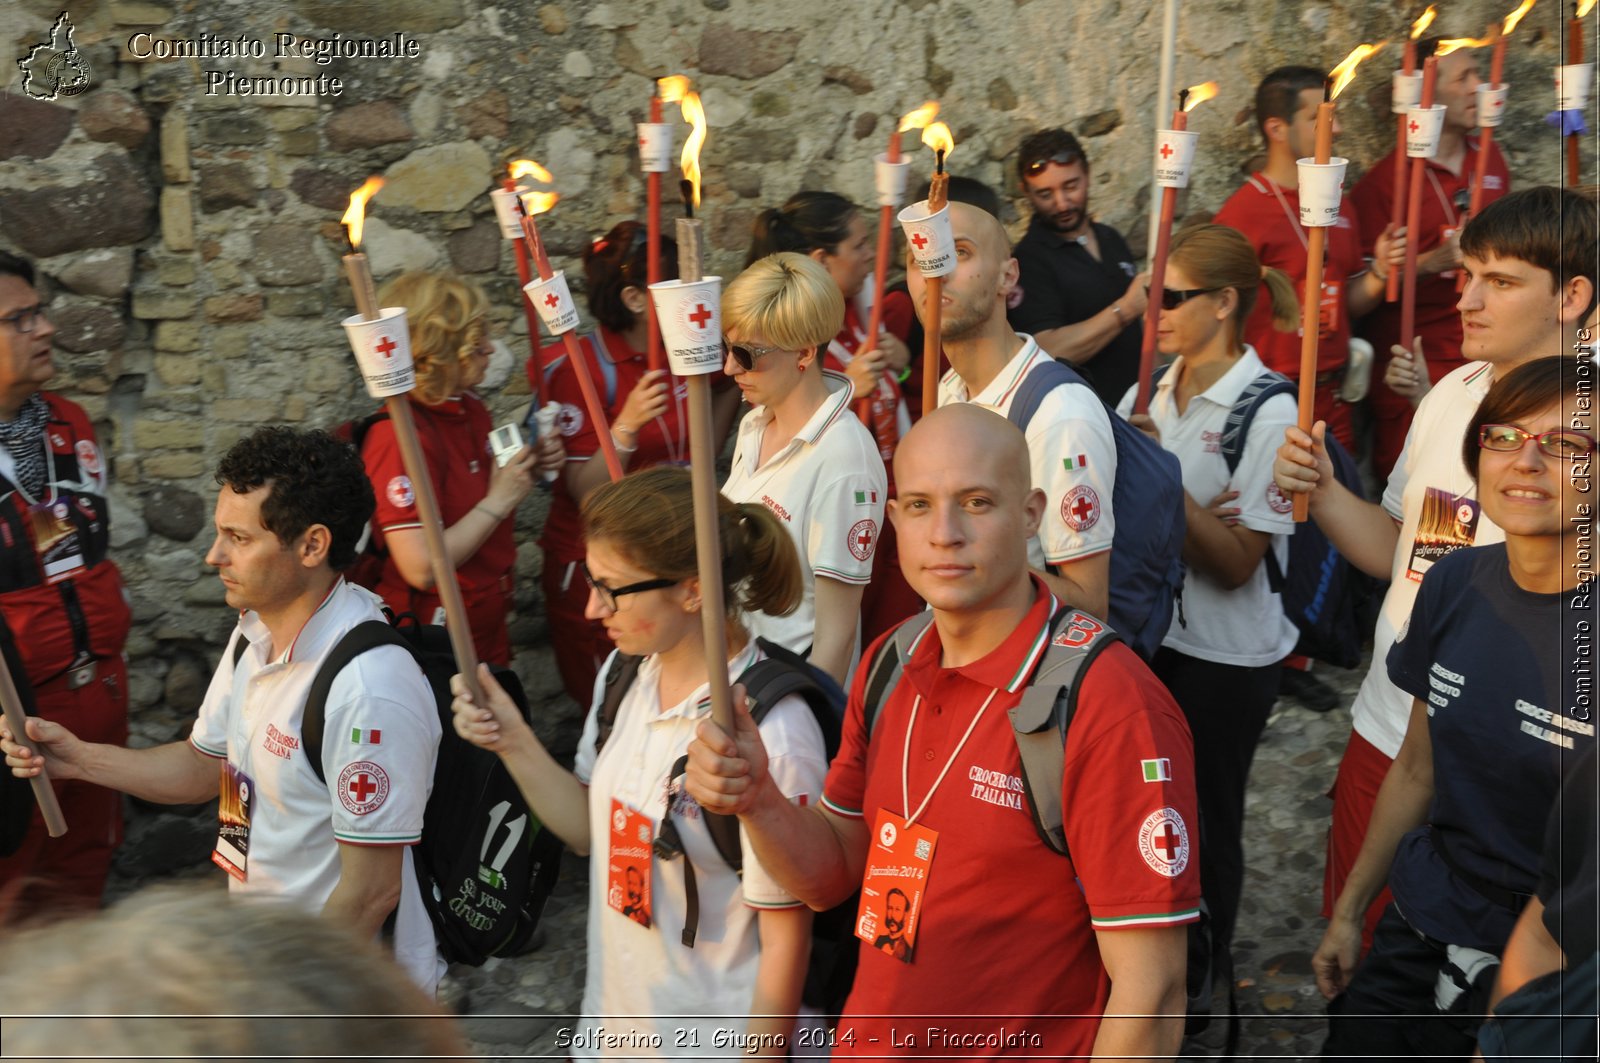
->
<box><xmin>719</xmin><ymin>253</ymin><xmax>887</xmax><ymax>685</ymax></box>
<box><xmin>450</xmin><ymin>466</ymin><xmax>827</xmax><ymax>1059</ymax></box>
<box><xmin>1117</xmin><ymin>222</ymin><xmax>1304</xmax><ymax>992</ymax></box>
<box><xmin>361</xmin><ymin>271</ymin><xmax>561</xmax><ymax>664</ymax></box>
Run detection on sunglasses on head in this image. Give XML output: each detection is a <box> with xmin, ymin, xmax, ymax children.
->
<box><xmin>1023</xmin><ymin>150</ymin><xmax>1083</xmax><ymax>177</ymax></box>
<box><xmin>723</xmin><ymin>338</ymin><xmax>784</xmax><ymax>371</ymax></box>
<box><xmin>1159</xmin><ymin>287</ymin><xmax>1223</xmax><ymax>311</ymax></box>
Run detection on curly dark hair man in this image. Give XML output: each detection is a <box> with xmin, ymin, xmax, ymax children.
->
<box><xmin>215</xmin><ymin>426</ymin><xmax>374</xmax><ymax>571</ymax></box>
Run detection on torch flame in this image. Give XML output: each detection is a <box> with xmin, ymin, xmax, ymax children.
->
<box><xmin>1182</xmin><ymin>81</ymin><xmax>1220</xmax><ymax>112</ymax></box>
<box><xmin>658</xmin><ymin>74</ymin><xmax>692</xmax><ymax>104</ymax></box>
<box><xmin>1577</xmin><ymin>0</ymin><xmax>1594</xmax><ymax>18</ymax></box>
<box><xmin>1328</xmin><ymin>42</ymin><xmax>1386</xmax><ymax>100</ymax></box>
<box><xmin>1411</xmin><ymin>5</ymin><xmax>1438</xmax><ymax>38</ymax></box>
<box><xmin>1503</xmin><ymin>0</ymin><xmax>1539</xmax><ymax>34</ymax></box>
<box><xmin>922</xmin><ymin>121</ymin><xmax>954</xmax><ymax>159</ymax></box>
<box><xmin>508</xmin><ymin>159</ymin><xmax>558</xmax><ymax>215</ymax></box>
<box><xmin>680</xmin><ymin>92</ymin><xmax>707</xmax><ymax>208</ymax></box>
<box><xmin>898</xmin><ymin>101</ymin><xmax>940</xmax><ymax>133</ymax></box>
<box><xmin>509</xmin><ymin>159</ymin><xmax>553</xmax><ymax>183</ymax></box>
<box><xmin>1434</xmin><ymin>36</ymin><xmax>1492</xmax><ymax>56</ymax></box>
<box><xmin>341</xmin><ymin>176</ymin><xmax>384</xmax><ymax>248</ymax></box>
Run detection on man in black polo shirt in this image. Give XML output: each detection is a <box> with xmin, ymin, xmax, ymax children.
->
<box><xmin>1007</xmin><ymin>129</ymin><xmax>1149</xmax><ymax>404</ymax></box>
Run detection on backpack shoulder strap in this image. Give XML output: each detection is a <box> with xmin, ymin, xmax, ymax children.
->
<box><xmin>1150</xmin><ymin>361</ymin><xmax>1173</xmax><ymax>394</ymax></box>
<box><xmin>1006</xmin><ymin>606</ymin><xmax>1122</xmax><ymax>859</ymax></box>
<box><xmin>594</xmin><ymin>650</ymin><xmax>644</xmax><ymax>760</ymax></box>
<box><xmin>302</xmin><ymin>620</ymin><xmax>413</xmax><ymax>785</ymax></box>
<box><xmin>1219</xmin><ymin>371</ymin><xmax>1295</xmax><ymax>476</ymax></box>
<box><xmin>587</xmin><ymin>329</ymin><xmax>619</xmax><ymax>408</ymax></box>
<box><xmin>230</xmin><ymin>629</ymin><xmax>249</xmax><ymax>668</ymax></box>
<box><xmin>1006</xmin><ymin>357</ymin><xmax>1083</xmax><ymax>434</ymax></box>
<box><xmin>860</xmin><ymin>612</ymin><xmax>935</xmax><ymax>739</ymax></box>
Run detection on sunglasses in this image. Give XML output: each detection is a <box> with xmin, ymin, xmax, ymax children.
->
<box><xmin>580</xmin><ymin>561</ymin><xmax>677</xmax><ymax>613</ymax></box>
<box><xmin>1022</xmin><ymin>151</ymin><xmax>1084</xmax><ymax>177</ymax></box>
<box><xmin>1159</xmin><ymin>287</ymin><xmax>1223</xmax><ymax>311</ymax></box>
<box><xmin>1477</xmin><ymin>424</ymin><xmax>1597</xmax><ymax>460</ymax></box>
<box><xmin>723</xmin><ymin>338</ymin><xmax>784</xmax><ymax>372</ymax></box>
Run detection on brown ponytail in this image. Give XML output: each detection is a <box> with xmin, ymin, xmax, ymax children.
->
<box><xmin>1169</xmin><ymin>224</ymin><xmax>1302</xmax><ymax>340</ymax></box>
<box><xmin>729</xmin><ymin>503</ymin><xmax>802</xmax><ymax>618</ymax></box>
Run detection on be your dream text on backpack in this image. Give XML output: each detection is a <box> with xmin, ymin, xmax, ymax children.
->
<box><xmin>1006</xmin><ymin>359</ymin><xmax>1186</xmax><ymax>660</ymax></box>
<box><xmin>593</xmin><ymin>638</ymin><xmax>858</xmax><ymax>1016</ymax></box>
<box><xmin>231</xmin><ymin>613</ymin><xmax>563</xmax><ymax>966</ymax></box>
<box><xmin>1150</xmin><ymin>363</ymin><xmax>1378</xmax><ymax>669</ymax></box>
<box><xmin>859</xmin><ymin>604</ymin><xmax>1233</xmax><ymax>1053</ymax></box>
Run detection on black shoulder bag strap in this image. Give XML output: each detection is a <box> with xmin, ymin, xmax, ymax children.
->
<box><xmin>300</xmin><ymin>620</ymin><xmax>412</xmax><ymax>784</ymax></box>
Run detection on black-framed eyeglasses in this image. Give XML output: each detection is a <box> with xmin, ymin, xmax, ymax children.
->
<box><xmin>1022</xmin><ymin>151</ymin><xmax>1084</xmax><ymax>177</ymax></box>
<box><xmin>581</xmin><ymin>561</ymin><xmax>677</xmax><ymax>612</ymax></box>
<box><xmin>0</xmin><ymin>303</ymin><xmax>47</xmax><ymax>333</ymax></box>
<box><xmin>1478</xmin><ymin>424</ymin><xmax>1597</xmax><ymax>460</ymax></box>
<box><xmin>1159</xmin><ymin>287</ymin><xmax>1223</xmax><ymax>311</ymax></box>
<box><xmin>723</xmin><ymin>337</ymin><xmax>783</xmax><ymax>372</ymax></box>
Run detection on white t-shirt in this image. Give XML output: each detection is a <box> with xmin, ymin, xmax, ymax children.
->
<box><xmin>938</xmin><ymin>335</ymin><xmax>1117</xmax><ymax>570</ymax></box>
<box><xmin>1116</xmin><ymin>348</ymin><xmax>1300</xmax><ymax>666</ymax></box>
<box><xmin>1354</xmin><ymin>361</ymin><xmax>1504</xmax><ymax>757</ymax></box>
<box><xmin>190</xmin><ymin>580</ymin><xmax>443</xmax><ymax>992</ymax></box>
<box><xmin>722</xmin><ymin>370</ymin><xmax>887</xmax><ymax>655</ymax></box>
<box><xmin>571</xmin><ymin>641</ymin><xmax>830</xmax><ymax>1060</ymax></box>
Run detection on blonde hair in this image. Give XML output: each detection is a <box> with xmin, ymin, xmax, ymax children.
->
<box><xmin>721</xmin><ymin>253</ymin><xmax>845</xmax><ymax>352</ymax></box>
<box><xmin>1170</xmin><ymin>224</ymin><xmax>1300</xmax><ymax>337</ymax></box>
<box><xmin>582</xmin><ymin>466</ymin><xmax>802</xmax><ymax>622</ymax></box>
<box><xmin>376</xmin><ymin>271</ymin><xmax>489</xmax><ymax>405</ymax></box>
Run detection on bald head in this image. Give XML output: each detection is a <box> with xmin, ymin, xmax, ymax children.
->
<box><xmin>896</xmin><ymin>403</ymin><xmax>1033</xmax><ymax>503</ymax></box>
<box><xmin>950</xmin><ymin>201</ymin><xmax>1010</xmax><ymax>263</ymax></box>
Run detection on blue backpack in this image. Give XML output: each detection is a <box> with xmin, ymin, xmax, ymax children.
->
<box><xmin>1149</xmin><ymin>364</ymin><xmax>1379</xmax><ymax>669</ymax></box>
<box><xmin>1008</xmin><ymin>359</ymin><xmax>1186</xmax><ymax>660</ymax></box>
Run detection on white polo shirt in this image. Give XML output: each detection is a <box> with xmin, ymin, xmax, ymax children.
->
<box><xmin>571</xmin><ymin>641</ymin><xmax>829</xmax><ymax>1059</ymax></box>
<box><xmin>938</xmin><ymin>334</ymin><xmax>1117</xmax><ymax>570</ymax></box>
<box><xmin>1354</xmin><ymin>361</ymin><xmax>1504</xmax><ymax>757</ymax></box>
<box><xmin>1116</xmin><ymin>347</ymin><xmax>1299</xmax><ymax>666</ymax></box>
<box><xmin>190</xmin><ymin>580</ymin><xmax>442</xmax><ymax>991</ymax></box>
<box><xmin>722</xmin><ymin>370</ymin><xmax>887</xmax><ymax>655</ymax></box>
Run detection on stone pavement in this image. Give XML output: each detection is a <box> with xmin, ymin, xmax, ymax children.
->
<box><xmin>443</xmin><ymin>662</ymin><xmax>1366</xmax><ymax>1061</ymax></box>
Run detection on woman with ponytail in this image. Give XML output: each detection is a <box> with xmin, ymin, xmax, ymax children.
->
<box><xmin>1116</xmin><ymin>222</ymin><xmax>1303</xmax><ymax>993</ymax></box>
<box><xmin>450</xmin><ymin>465</ymin><xmax>826</xmax><ymax>1058</ymax></box>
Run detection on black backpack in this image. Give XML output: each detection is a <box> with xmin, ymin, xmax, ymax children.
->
<box><xmin>593</xmin><ymin>638</ymin><xmax>858</xmax><ymax>1015</ymax></box>
<box><xmin>859</xmin><ymin>604</ymin><xmax>1234</xmax><ymax>1053</ymax></box>
<box><xmin>1150</xmin><ymin>364</ymin><xmax>1380</xmax><ymax>669</ymax></box>
<box><xmin>1007</xmin><ymin>359</ymin><xmax>1187</xmax><ymax>660</ymax></box>
<box><xmin>1478</xmin><ymin>949</ymin><xmax>1599</xmax><ymax>1062</ymax></box>
<box><xmin>230</xmin><ymin>613</ymin><xmax>563</xmax><ymax>966</ymax></box>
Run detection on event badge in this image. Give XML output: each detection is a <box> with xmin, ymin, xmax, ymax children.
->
<box><xmin>212</xmin><ymin>761</ymin><xmax>256</xmax><ymax>883</ymax></box>
<box><xmin>1438</xmin><ymin>225</ymin><xmax>1460</xmax><ymax>280</ymax></box>
<box><xmin>854</xmin><ymin>809</ymin><xmax>937</xmax><ymax>964</ymax></box>
<box><xmin>25</xmin><ymin>499</ymin><xmax>86</xmax><ymax>583</ymax></box>
<box><xmin>607</xmin><ymin>798</ymin><xmax>654</xmax><ymax>927</ymax></box>
<box><xmin>1406</xmin><ymin>487</ymin><xmax>1480</xmax><ymax>582</ymax></box>
<box><xmin>1317</xmin><ymin>279</ymin><xmax>1343</xmax><ymax>339</ymax></box>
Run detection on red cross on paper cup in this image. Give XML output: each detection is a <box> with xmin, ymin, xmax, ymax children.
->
<box><xmin>1159</xmin><ymin>142</ymin><xmax>1174</xmax><ymax>159</ymax></box>
<box><xmin>648</xmin><ymin>276</ymin><xmax>725</xmax><ymax>377</ymax></box>
<box><xmin>910</xmin><ymin>231</ymin><xmax>929</xmax><ymax>251</ymax></box>
<box><xmin>688</xmin><ymin>303</ymin><xmax>713</xmax><ymax>329</ymax></box>
<box><xmin>524</xmin><ymin>270</ymin><xmax>581</xmax><ymax>336</ymax></box>
<box><xmin>342</xmin><ymin>307</ymin><xmax>418</xmax><ymax>400</ymax></box>
<box><xmin>490</xmin><ymin>186</ymin><xmax>526</xmax><ymax>239</ymax></box>
<box><xmin>637</xmin><ymin>122</ymin><xmax>674</xmax><ymax>173</ymax></box>
<box><xmin>1153</xmin><ymin>129</ymin><xmax>1197</xmax><ymax>189</ymax></box>
<box><xmin>896</xmin><ymin>201</ymin><xmax>957</xmax><ymax>278</ymax></box>
<box><xmin>374</xmin><ymin>335</ymin><xmax>398</xmax><ymax>361</ymax></box>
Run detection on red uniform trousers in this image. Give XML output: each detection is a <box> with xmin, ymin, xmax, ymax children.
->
<box><xmin>540</xmin><ymin>555</ymin><xmax>612</xmax><ymax>707</ymax></box>
<box><xmin>1321</xmin><ymin>727</ymin><xmax>1395</xmax><ymax>955</ymax></box>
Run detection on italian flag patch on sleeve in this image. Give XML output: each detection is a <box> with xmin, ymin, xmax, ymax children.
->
<box><xmin>352</xmin><ymin>727</ymin><xmax>382</xmax><ymax>745</ymax></box>
<box><xmin>1141</xmin><ymin>758</ymin><xmax>1170</xmax><ymax>783</ymax></box>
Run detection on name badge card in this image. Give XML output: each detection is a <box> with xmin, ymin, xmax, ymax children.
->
<box><xmin>1317</xmin><ymin>279</ymin><xmax>1343</xmax><ymax>339</ymax></box>
<box><xmin>854</xmin><ymin>808</ymin><xmax>937</xmax><ymax>964</ymax></box>
<box><xmin>1407</xmin><ymin>488</ymin><xmax>1481</xmax><ymax>582</ymax></box>
<box><xmin>607</xmin><ymin>798</ymin><xmax>654</xmax><ymax>927</ymax></box>
<box><xmin>212</xmin><ymin>761</ymin><xmax>256</xmax><ymax>883</ymax></box>
<box><xmin>26</xmin><ymin>499</ymin><xmax>86</xmax><ymax>583</ymax></box>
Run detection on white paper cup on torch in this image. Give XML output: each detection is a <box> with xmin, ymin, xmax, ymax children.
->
<box><xmin>342</xmin><ymin>307</ymin><xmax>417</xmax><ymax>398</ymax></box>
<box><xmin>638</xmin><ymin>123</ymin><xmax>675</xmax><ymax>173</ymax></box>
<box><xmin>650</xmin><ymin>277</ymin><xmax>724</xmax><ymax>376</ymax></box>
<box><xmin>1476</xmin><ymin>83</ymin><xmax>1510</xmax><ymax>128</ymax></box>
<box><xmin>1296</xmin><ymin>157</ymin><xmax>1349</xmax><ymax>228</ymax></box>
<box><xmin>490</xmin><ymin>187</ymin><xmax>527</xmax><ymax>240</ymax></box>
<box><xmin>874</xmin><ymin>154</ymin><xmax>913</xmax><ymax>208</ymax></box>
<box><xmin>1391</xmin><ymin>71</ymin><xmax>1424</xmax><ymax>114</ymax></box>
<box><xmin>1153</xmin><ymin>130</ymin><xmax>1199</xmax><ymax>189</ymax></box>
<box><xmin>1405</xmin><ymin>105</ymin><xmax>1447</xmax><ymax>158</ymax></box>
<box><xmin>896</xmin><ymin>200</ymin><xmax>957</xmax><ymax>278</ymax></box>
<box><xmin>525</xmin><ymin>270</ymin><xmax>581</xmax><ymax>336</ymax></box>
<box><xmin>1557</xmin><ymin>64</ymin><xmax>1595</xmax><ymax>111</ymax></box>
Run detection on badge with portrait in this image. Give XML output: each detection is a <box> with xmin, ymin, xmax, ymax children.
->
<box><xmin>606</xmin><ymin>798</ymin><xmax>653</xmax><ymax>927</ymax></box>
<box><xmin>853</xmin><ymin>809</ymin><xmax>937</xmax><ymax>964</ymax></box>
<box><xmin>1406</xmin><ymin>487</ymin><xmax>1481</xmax><ymax>582</ymax></box>
<box><xmin>212</xmin><ymin>760</ymin><xmax>256</xmax><ymax>883</ymax></box>
<box><xmin>25</xmin><ymin>498</ymin><xmax>86</xmax><ymax>584</ymax></box>
<box><xmin>1317</xmin><ymin>279</ymin><xmax>1343</xmax><ymax>339</ymax></box>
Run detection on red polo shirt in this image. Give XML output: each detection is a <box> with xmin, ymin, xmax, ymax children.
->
<box><xmin>823</xmin><ymin>582</ymin><xmax>1200</xmax><ymax>1057</ymax></box>
<box><xmin>1214</xmin><ymin>173</ymin><xmax>1369</xmax><ymax>376</ymax></box>
<box><xmin>1348</xmin><ymin>140</ymin><xmax>1510</xmax><ymax>379</ymax></box>
<box><xmin>823</xmin><ymin>303</ymin><xmax>904</xmax><ymax>494</ymax></box>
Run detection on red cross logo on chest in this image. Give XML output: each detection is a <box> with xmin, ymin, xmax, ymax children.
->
<box><xmin>688</xmin><ymin>303</ymin><xmax>713</xmax><ymax>329</ymax></box>
<box><xmin>1159</xmin><ymin>142</ymin><xmax>1174</xmax><ymax>159</ymax></box>
<box><xmin>374</xmin><ymin>336</ymin><xmax>398</xmax><ymax>361</ymax></box>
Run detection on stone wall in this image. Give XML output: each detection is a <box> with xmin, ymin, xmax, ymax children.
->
<box><xmin>0</xmin><ymin>0</ymin><xmax>1587</xmax><ymax>872</ymax></box>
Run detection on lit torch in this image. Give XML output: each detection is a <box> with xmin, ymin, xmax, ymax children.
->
<box><xmin>1386</xmin><ymin>7</ymin><xmax>1437</xmax><ymax>302</ymax></box>
<box><xmin>643</xmin><ymin>75</ymin><xmax>694</xmax><ymax>373</ymax></box>
<box><xmin>494</xmin><ymin>159</ymin><xmax>557</xmax><ymax>405</ymax></box>
<box><xmin>1295</xmin><ymin>44</ymin><xmax>1382</xmax><ymax>522</ymax></box>
<box><xmin>919</xmin><ymin>121</ymin><xmax>955</xmax><ymax>418</ymax></box>
<box><xmin>1569</xmin><ymin>0</ymin><xmax>1595</xmax><ymax>186</ymax></box>
<box><xmin>1133</xmin><ymin>81</ymin><xmax>1219</xmax><ymax>414</ymax></box>
<box><xmin>1462</xmin><ymin>2</ymin><xmax>1537</xmax><ymax>289</ymax></box>
<box><xmin>339</xmin><ymin>178</ymin><xmax>485</xmax><ymax>701</ymax></box>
